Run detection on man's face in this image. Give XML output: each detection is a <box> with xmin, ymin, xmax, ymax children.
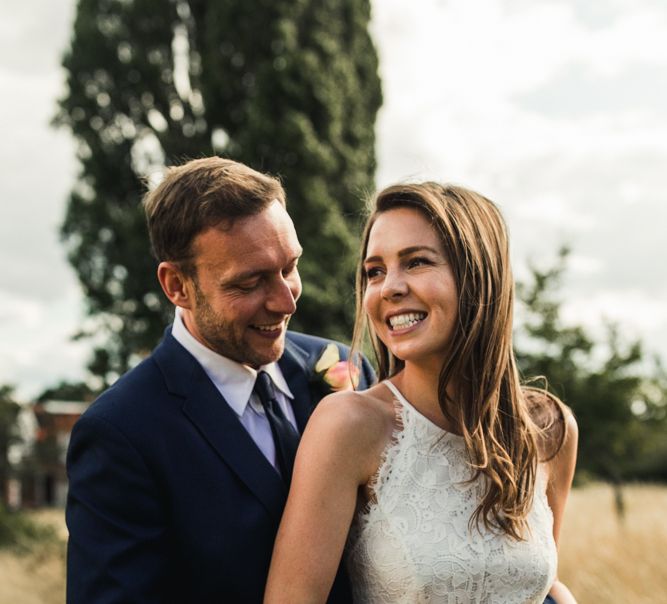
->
<box><xmin>181</xmin><ymin>200</ymin><xmax>303</xmax><ymax>367</ymax></box>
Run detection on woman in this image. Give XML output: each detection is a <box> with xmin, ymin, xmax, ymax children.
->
<box><xmin>265</xmin><ymin>183</ymin><xmax>578</xmax><ymax>603</ymax></box>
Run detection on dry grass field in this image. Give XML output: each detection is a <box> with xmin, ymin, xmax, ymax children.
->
<box><xmin>0</xmin><ymin>509</ymin><xmax>66</xmax><ymax>604</ymax></box>
<box><xmin>0</xmin><ymin>483</ymin><xmax>665</xmax><ymax>603</ymax></box>
<box><xmin>558</xmin><ymin>483</ymin><xmax>667</xmax><ymax>604</ymax></box>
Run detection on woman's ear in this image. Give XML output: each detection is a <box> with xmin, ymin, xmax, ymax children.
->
<box><xmin>157</xmin><ymin>262</ymin><xmax>194</xmax><ymax>309</ymax></box>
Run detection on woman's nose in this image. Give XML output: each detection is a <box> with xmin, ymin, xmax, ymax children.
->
<box><xmin>381</xmin><ymin>270</ymin><xmax>408</xmax><ymax>301</ymax></box>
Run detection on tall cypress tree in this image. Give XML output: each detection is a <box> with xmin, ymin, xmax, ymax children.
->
<box><xmin>55</xmin><ymin>0</ymin><xmax>382</xmax><ymax>384</ymax></box>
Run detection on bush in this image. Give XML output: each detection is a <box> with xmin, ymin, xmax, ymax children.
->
<box><xmin>0</xmin><ymin>504</ymin><xmax>57</xmax><ymax>551</ymax></box>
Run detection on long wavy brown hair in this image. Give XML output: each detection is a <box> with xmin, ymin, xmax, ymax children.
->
<box><xmin>352</xmin><ymin>182</ymin><xmax>563</xmax><ymax>540</ymax></box>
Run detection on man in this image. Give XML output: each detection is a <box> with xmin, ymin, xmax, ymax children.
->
<box><xmin>66</xmin><ymin>157</ymin><xmax>375</xmax><ymax>603</ymax></box>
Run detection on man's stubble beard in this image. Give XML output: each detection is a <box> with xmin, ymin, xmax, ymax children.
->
<box><xmin>192</xmin><ymin>279</ymin><xmax>287</xmax><ymax>367</ymax></box>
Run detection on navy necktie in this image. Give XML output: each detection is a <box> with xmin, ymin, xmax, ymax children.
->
<box><xmin>253</xmin><ymin>371</ymin><xmax>300</xmax><ymax>483</ymax></box>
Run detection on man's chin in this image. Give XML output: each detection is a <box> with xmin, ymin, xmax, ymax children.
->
<box><xmin>244</xmin><ymin>334</ymin><xmax>286</xmax><ymax>367</ymax></box>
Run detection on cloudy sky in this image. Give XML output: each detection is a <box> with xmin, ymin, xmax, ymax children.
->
<box><xmin>1</xmin><ymin>0</ymin><xmax>666</xmax><ymax>399</ymax></box>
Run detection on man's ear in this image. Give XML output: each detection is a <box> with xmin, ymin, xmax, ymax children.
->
<box><xmin>157</xmin><ymin>262</ymin><xmax>194</xmax><ymax>309</ymax></box>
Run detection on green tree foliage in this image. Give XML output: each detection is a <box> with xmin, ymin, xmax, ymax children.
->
<box><xmin>36</xmin><ymin>380</ymin><xmax>97</xmax><ymax>403</ymax></box>
<box><xmin>515</xmin><ymin>248</ymin><xmax>667</xmax><ymax>482</ymax></box>
<box><xmin>55</xmin><ymin>0</ymin><xmax>382</xmax><ymax>383</ymax></box>
<box><xmin>0</xmin><ymin>503</ymin><xmax>57</xmax><ymax>550</ymax></box>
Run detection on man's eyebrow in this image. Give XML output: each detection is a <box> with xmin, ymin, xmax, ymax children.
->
<box><xmin>224</xmin><ymin>269</ymin><xmax>263</xmax><ymax>283</ymax></box>
<box><xmin>221</xmin><ymin>254</ymin><xmax>302</xmax><ymax>283</ymax></box>
<box><xmin>364</xmin><ymin>245</ymin><xmax>441</xmax><ymax>264</ymax></box>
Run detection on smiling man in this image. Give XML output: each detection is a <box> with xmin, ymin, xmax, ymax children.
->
<box><xmin>65</xmin><ymin>157</ymin><xmax>375</xmax><ymax>604</ymax></box>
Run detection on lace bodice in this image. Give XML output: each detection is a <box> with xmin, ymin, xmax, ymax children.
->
<box><xmin>346</xmin><ymin>381</ymin><xmax>557</xmax><ymax>604</ymax></box>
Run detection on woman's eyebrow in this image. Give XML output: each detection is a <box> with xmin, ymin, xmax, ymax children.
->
<box><xmin>364</xmin><ymin>245</ymin><xmax>440</xmax><ymax>264</ymax></box>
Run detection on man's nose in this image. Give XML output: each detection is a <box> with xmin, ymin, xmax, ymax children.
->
<box><xmin>266</xmin><ymin>273</ymin><xmax>300</xmax><ymax>315</ymax></box>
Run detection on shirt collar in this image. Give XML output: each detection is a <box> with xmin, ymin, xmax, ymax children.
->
<box><xmin>171</xmin><ymin>308</ymin><xmax>293</xmax><ymax>417</ymax></box>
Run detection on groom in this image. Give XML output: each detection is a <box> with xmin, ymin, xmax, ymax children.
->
<box><xmin>66</xmin><ymin>157</ymin><xmax>375</xmax><ymax>603</ymax></box>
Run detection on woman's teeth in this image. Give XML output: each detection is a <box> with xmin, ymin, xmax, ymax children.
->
<box><xmin>388</xmin><ymin>312</ymin><xmax>426</xmax><ymax>330</ymax></box>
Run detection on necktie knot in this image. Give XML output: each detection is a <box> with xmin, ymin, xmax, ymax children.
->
<box><xmin>254</xmin><ymin>371</ymin><xmax>277</xmax><ymax>412</ymax></box>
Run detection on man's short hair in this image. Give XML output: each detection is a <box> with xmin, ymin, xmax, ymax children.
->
<box><xmin>143</xmin><ymin>157</ymin><xmax>285</xmax><ymax>272</ymax></box>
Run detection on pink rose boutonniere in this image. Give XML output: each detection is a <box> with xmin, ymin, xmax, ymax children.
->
<box><xmin>313</xmin><ymin>343</ymin><xmax>360</xmax><ymax>393</ymax></box>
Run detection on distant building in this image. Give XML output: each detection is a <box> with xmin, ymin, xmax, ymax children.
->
<box><xmin>8</xmin><ymin>400</ymin><xmax>88</xmax><ymax>508</ymax></box>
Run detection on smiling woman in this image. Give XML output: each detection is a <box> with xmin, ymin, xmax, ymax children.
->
<box><xmin>362</xmin><ymin>206</ymin><xmax>459</xmax><ymax>379</ymax></box>
<box><xmin>264</xmin><ymin>181</ymin><xmax>578</xmax><ymax>604</ymax></box>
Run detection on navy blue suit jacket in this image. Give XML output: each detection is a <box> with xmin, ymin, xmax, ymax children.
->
<box><xmin>66</xmin><ymin>329</ymin><xmax>375</xmax><ymax>603</ymax></box>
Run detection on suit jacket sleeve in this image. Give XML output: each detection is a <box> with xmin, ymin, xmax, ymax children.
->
<box><xmin>66</xmin><ymin>414</ymin><xmax>173</xmax><ymax>603</ymax></box>
<box><xmin>358</xmin><ymin>353</ymin><xmax>377</xmax><ymax>390</ymax></box>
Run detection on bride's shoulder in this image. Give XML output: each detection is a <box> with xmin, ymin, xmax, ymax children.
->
<box><xmin>302</xmin><ymin>386</ymin><xmax>397</xmax><ymax>482</ymax></box>
<box><xmin>308</xmin><ymin>384</ymin><xmax>397</xmax><ymax>449</ymax></box>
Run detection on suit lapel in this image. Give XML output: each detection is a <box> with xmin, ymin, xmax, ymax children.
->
<box><xmin>279</xmin><ymin>336</ymin><xmax>318</xmax><ymax>433</ymax></box>
<box><xmin>154</xmin><ymin>333</ymin><xmax>287</xmax><ymax>522</ymax></box>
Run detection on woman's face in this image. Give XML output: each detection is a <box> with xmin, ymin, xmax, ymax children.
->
<box><xmin>363</xmin><ymin>207</ymin><xmax>459</xmax><ymax>371</ymax></box>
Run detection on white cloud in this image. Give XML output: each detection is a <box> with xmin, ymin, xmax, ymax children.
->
<box><xmin>513</xmin><ymin>191</ymin><xmax>595</xmax><ymax>231</ymax></box>
<box><xmin>563</xmin><ymin>253</ymin><xmax>603</xmax><ymax>276</ymax></box>
<box><xmin>581</xmin><ymin>9</ymin><xmax>667</xmax><ymax>73</ymax></box>
<box><xmin>0</xmin><ymin>0</ymin><xmax>84</xmax><ymax>399</ymax></box>
<box><xmin>562</xmin><ymin>288</ymin><xmax>667</xmax><ymax>332</ymax></box>
<box><xmin>372</xmin><ymin>0</ymin><xmax>667</xmax><ymax>185</ymax></box>
<box><xmin>0</xmin><ymin>0</ymin><xmax>666</xmax><ymax>400</ymax></box>
<box><xmin>560</xmin><ymin>288</ymin><xmax>667</xmax><ymax>364</ymax></box>
<box><xmin>0</xmin><ymin>285</ymin><xmax>89</xmax><ymax>400</ymax></box>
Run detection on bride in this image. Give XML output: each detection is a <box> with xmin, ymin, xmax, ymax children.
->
<box><xmin>264</xmin><ymin>182</ymin><xmax>578</xmax><ymax>604</ymax></box>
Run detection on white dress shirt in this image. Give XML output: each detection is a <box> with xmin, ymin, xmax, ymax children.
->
<box><xmin>171</xmin><ymin>309</ymin><xmax>298</xmax><ymax>471</ymax></box>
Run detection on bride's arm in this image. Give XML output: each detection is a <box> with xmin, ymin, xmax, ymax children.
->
<box><xmin>546</xmin><ymin>412</ymin><xmax>579</xmax><ymax>604</ymax></box>
<box><xmin>264</xmin><ymin>392</ymin><xmax>390</xmax><ymax>604</ymax></box>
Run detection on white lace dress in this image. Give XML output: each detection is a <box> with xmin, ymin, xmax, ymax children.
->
<box><xmin>346</xmin><ymin>381</ymin><xmax>557</xmax><ymax>604</ymax></box>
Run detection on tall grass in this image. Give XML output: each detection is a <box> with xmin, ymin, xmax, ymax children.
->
<box><xmin>0</xmin><ymin>504</ymin><xmax>57</xmax><ymax>551</ymax></box>
<box><xmin>559</xmin><ymin>483</ymin><xmax>667</xmax><ymax>604</ymax></box>
<box><xmin>0</xmin><ymin>484</ymin><xmax>665</xmax><ymax>603</ymax></box>
<box><xmin>0</xmin><ymin>507</ymin><xmax>64</xmax><ymax>604</ymax></box>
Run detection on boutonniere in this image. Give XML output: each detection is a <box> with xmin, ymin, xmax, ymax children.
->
<box><xmin>312</xmin><ymin>343</ymin><xmax>360</xmax><ymax>394</ymax></box>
